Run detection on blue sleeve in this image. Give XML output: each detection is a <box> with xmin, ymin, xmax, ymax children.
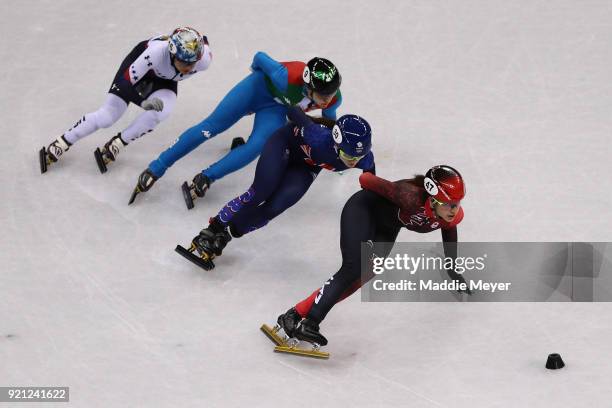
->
<box><xmin>287</xmin><ymin>106</ymin><xmax>313</xmax><ymax>128</ymax></box>
<box><xmin>305</xmin><ymin>128</ymin><xmax>332</xmax><ymax>164</ymax></box>
<box><xmin>358</xmin><ymin>151</ymin><xmax>376</xmax><ymax>174</ymax></box>
<box><xmin>251</xmin><ymin>51</ymin><xmax>288</xmax><ymax>93</ymax></box>
<box><xmin>321</xmin><ymin>92</ymin><xmax>342</xmax><ymax>120</ymax></box>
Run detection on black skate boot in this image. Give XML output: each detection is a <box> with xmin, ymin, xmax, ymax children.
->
<box><xmin>260</xmin><ymin>307</ymin><xmax>302</xmax><ymax>346</ymax></box>
<box><xmin>277</xmin><ymin>307</ymin><xmax>302</xmax><ymax>338</ymax></box>
<box><xmin>273</xmin><ymin>318</ymin><xmax>329</xmax><ymax>359</ymax></box>
<box><xmin>192</xmin><ymin>225</ymin><xmax>232</xmax><ymax>258</ymax></box>
<box><xmin>295</xmin><ymin>319</ymin><xmax>328</xmax><ymax>346</ymax></box>
<box><xmin>181</xmin><ymin>173</ymin><xmax>212</xmax><ymax>210</ymax></box>
<box><xmin>39</xmin><ymin>135</ymin><xmax>71</xmax><ymax>174</ymax></box>
<box><xmin>128</xmin><ymin>169</ymin><xmax>158</xmax><ymax>205</ymax></box>
<box><xmin>94</xmin><ymin>133</ymin><xmax>127</xmax><ymax>174</ymax></box>
<box><xmin>175</xmin><ymin>218</ymin><xmax>231</xmax><ymax>270</ymax></box>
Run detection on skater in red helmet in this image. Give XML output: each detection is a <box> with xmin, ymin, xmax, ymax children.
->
<box><xmin>265</xmin><ymin>165</ymin><xmax>469</xmax><ymax>356</ymax></box>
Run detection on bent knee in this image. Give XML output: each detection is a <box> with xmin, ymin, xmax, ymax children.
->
<box><xmin>95</xmin><ymin>107</ymin><xmax>118</xmax><ymax>128</ymax></box>
<box><xmin>237</xmin><ymin>138</ymin><xmax>267</xmax><ymax>159</ymax></box>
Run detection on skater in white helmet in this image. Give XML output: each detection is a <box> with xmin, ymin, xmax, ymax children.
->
<box><xmin>39</xmin><ymin>27</ymin><xmax>212</xmax><ymax>174</ymax></box>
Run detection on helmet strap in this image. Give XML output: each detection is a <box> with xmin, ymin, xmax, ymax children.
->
<box><xmin>170</xmin><ymin>55</ymin><xmax>181</xmax><ymax>73</ymax></box>
<box><xmin>430</xmin><ymin>197</ymin><xmax>443</xmax><ymax>219</ymax></box>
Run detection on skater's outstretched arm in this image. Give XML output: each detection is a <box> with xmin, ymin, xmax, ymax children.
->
<box><xmin>309</xmin><ymin>116</ymin><xmax>336</xmax><ymax>128</ymax></box>
<box><xmin>441</xmin><ymin>226</ymin><xmax>471</xmax><ymax>294</ymax></box>
<box><xmin>251</xmin><ymin>51</ymin><xmax>288</xmax><ymax>92</ymax></box>
<box><xmin>287</xmin><ymin>105</ymin><xmax>314</xmax><ymax>128</ymax></box>
<box><xmin>358</xmin><ymin>173</ymin><xmax>412</xmax><ymax>208</ymax></box>
<box><xmin>441</xmin><ymin>226</ymin><xmax>458</xmax><ymax>259</ymax></box>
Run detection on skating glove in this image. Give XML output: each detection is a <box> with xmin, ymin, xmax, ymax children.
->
<box><xmin>142</xmin><ymin>98</ymin><xmax>164</xmax><ymax>112</ymax></box>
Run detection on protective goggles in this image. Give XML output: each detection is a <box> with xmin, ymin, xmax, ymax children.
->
<box><xmin>431</xmin><ymin>196</ymin><xmax>461</xmax><ymax>210</ymax></box>
<box><xmin>339</xmin><ymin>149</ymin><xmax>365</xmax><ymax>162</ymax></box>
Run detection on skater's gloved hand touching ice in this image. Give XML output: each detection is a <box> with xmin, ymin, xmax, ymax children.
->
<box><xmin>142</xmin><ymin>97</ymin><xmax>164</xmax><ymax>112</ymax></box>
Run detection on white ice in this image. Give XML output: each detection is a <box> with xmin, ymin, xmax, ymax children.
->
<box><xmin>1</xmin><ymin>0</ymin><xmax>612</xmax><ymax>407</ymax></box>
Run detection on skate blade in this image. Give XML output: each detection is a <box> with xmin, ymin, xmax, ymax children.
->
<box><xmin>94</xmin><ymin>148</ymin><xmax>108</xmax><ymax>174</ymax></box>
<box><xmin>181</xmin><ymin>181</ymin><xmax>195</xmax><ymax>210</ymax></box>
<box><xmin>260</xmin><ymin>324</ymin><xmax>286</xmax><ymax>346</ymax></box>
<box><xmin>39</xmin><ymin>147</ymin><xmax>48</xmax><ymax>174</ymax></box>
<box><xmin>175</xmin><ymin>244</ymin><xmax>215</xmax><ymax>271</ymax></box>
<box><xmin>274</xmin><ymin>344</ymin><xmax>329</xmax><ymax>359</ymax></box>
<box><xmin>128</xmin><ymin>186</ymin><xmax>142</xmax><ymax>205</ymax></box>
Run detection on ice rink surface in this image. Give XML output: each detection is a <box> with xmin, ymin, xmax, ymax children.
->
<box><xmin>2</xmin><ymin>0</ymin><xmax>612</xmax><ymax>406</ymax></box>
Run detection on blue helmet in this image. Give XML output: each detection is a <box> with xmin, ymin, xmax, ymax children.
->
<box><xmin>332</xmin><ymin>115</ymin><xmax>372</xmax><ymax>157</ymax></box>
<box><xmin>168</xmin><ymin>27</ymin><xmax>203</xmax><ymax>63</ymax></box>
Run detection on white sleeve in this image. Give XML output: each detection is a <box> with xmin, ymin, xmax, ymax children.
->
<box><xmin>195</xmin><ymin>44</ymin><xmax>212</xmax><ymax>71</ymax></box>
<box><xmin>127</xmin><ymin>41</ymin><xmax>164</xmax><ymax>85</ymax></box>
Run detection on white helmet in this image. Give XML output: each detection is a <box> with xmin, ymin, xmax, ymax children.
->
<box><xmin>168</xmin><ymin>27</ymin><xmax>203</xmax><ymax>63</ymax></box>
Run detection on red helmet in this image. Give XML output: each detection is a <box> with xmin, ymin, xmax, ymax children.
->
<box><xmin>424</xmin><ymin>165</ymin><xmax>465</xmax><ymax>203</ymax></box>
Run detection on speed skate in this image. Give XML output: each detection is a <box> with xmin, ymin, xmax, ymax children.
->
<box><xmin>175</xmin><ymin>243</ymin><xmax>216</xmax><ymax>270</ymax></box>
<box><xmin>93</xmin><ymin>147</ymin><xmax>110</xmax><ymax>174</ymax></box>
<box><xmin>260</xmin><ymin>324</ymin><xmax>329</xmax><ymax>359</ymax></box>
